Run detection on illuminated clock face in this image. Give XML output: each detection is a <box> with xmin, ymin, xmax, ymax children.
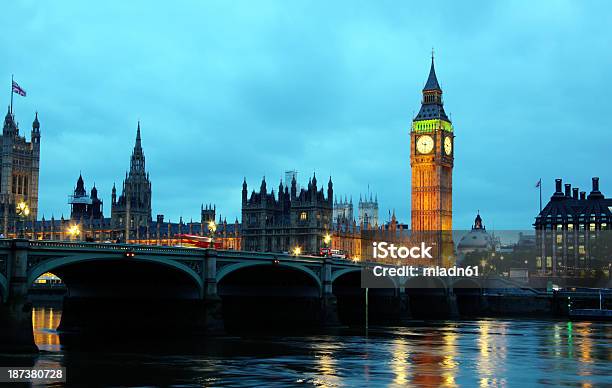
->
<box><xmin>416</xmin><ymin>135</ymin><xmax>434</xmax><ymax>154</ymax></box>
<box><xmin>444</xmin><ymin>136</ymin><xmax>452</xmax><ymax>155</ymax></box>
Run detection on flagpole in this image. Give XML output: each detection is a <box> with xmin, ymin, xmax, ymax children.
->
<box><xmin>10</xmin><ymin>74</ymin><xmax>13</xmax><ymax>114</ymax></box>
<box><xmin>539</xmin><ymin>178</ymin><xmax>542</xmax><ymax>212</ymax></box>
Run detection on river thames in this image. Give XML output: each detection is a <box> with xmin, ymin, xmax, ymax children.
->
<box><xmin>5</xmin><ymin>306</ymin><xmax>611</xmax><ymax>387</ymax></box>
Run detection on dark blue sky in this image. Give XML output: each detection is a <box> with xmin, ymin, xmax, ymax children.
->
<box><xmin>2</xmin><ymin>1</ymin><xmax>611</xmax><ymax>229</ymax></box>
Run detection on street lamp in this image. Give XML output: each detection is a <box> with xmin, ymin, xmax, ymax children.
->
<box><xmin>323</xmin><ymin>233</ymin><xmax>331</xmax><ymax>246</ymax></box>
<box><xmin>292</xmin><ymin>246</ymin><xmax>302</xmax><ymax>256</ymax></box>
<box><xmin>323</xmin><ymin>233</ymin><xmax>332</xmax><ymax>257</ymax></box>
<box><xmin>16</xmin><ymin>201</ymin><xmax>30</xmax><ymax>238</ymax></box>
<box><xmin>208</xmin><ymin>220</ymin><xmax>217</xmax><ymax>248</ymax></box>
<box><xmin>67</xmin><ymin>224</ymin><xmax>81</xmax><ymax>241</ymax></box>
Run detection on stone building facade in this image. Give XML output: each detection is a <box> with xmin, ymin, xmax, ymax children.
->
<box><xmin>534</xmin><ymin>177</ymin><xmax>612</xmax><ymax>276</ymax></box>
<box><xmin>0</xmin><ymin>107</ymin><xmax>40</xmax><ymax>234</ymax></box>
<box><xmin>410</xmin><ymin>56</ymin><xmax>454</xmax><ymax>232</ymax></box>
<box><xmin>333</xmin><ymin>196</ymin><xmax>353</xmax><ymax>224</ymax></box>
<box><xmin>358</xmin><ymin>193</ymin><xmax>379</xmax><ymax>228</ymax></box>
<box><xmin>241</xmin><ymin>173</ymin><xmax>333</xmax><ymax>254</ymax></box>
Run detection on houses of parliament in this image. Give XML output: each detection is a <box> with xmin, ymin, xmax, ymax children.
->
<box><xmin>6</xmin><ymin>57</ymin><xmax>455</xmax><ymax>259</ymax></box>
<box><xmin>6</xmin><ymin>115</ymin><xmax>239</xmax><ymax>248</ymax></box>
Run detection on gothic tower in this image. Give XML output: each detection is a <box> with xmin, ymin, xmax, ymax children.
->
<box><xmin>0</xmin><ymin>108</ymin><xmax>41</xmax><ymax>233</ymax></box>
<box><xmin>410</xmin><ymin>55</ymin><xmax>454</xmax><ymax>232</ymax></box>
<box><xmin>111</xmin><ymin>122</ymin><xmax>152</xmax><ymax>239</ymax></box>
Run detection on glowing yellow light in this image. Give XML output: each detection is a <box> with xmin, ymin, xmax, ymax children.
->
<box><xmin>207</xmin><ymin>220</ymin><xmax>217</xmax><ymax>233</ymax></box>
<box><xmin>67</xmin><ymin>224</ymin><xmax>80</xmax><ymax>237</ymax></box>
<box><xmin>292</xmin><ymin>246</ymin><xmax>302</xmax><ymax>256</ymax></box>
<box><xmin>323</xmin><ymin>233</ymin><xmax>331</xmax><ymax>245</ymax></box>
<box><xmin>16</xmin><ymin>201</ymin><xmax>30</xmax><ymax>217</ymax></box>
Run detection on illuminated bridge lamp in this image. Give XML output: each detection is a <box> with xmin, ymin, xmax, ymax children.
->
<box><xmin>15</xmin><ymin>201</ymin><xmax>30</xmax><ymax>238</ymax></box>
<box><xmin>323</xmin><ymin>233</ymin><xmax>332</xmax><ymax>247</ymax></box>
<box><xmin>292</xmin><ymin>246</ymin><xmax>302</xmax><ymax>256</ymax></box>
<box><xmin>208</xmin><ymin>220</ymin><xmax>217</xmax><ymax>234</ymax></box>
<box><xmin>67</xmin><ymin>224</ymin><xmax>81</xmax><ymax>240</ymax></box>
<box><xmin>207</xmin><ymin>220</ymin><xmax>217</xmax><ymax>248</ymax></box>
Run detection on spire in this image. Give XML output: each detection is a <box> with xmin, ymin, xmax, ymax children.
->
<box><xmin>423</xmin><ymin>52</ymin><xmax>441</xmax><ymax>91</ymax></box>
<box><xmin>129</xmin><ymin>121</ymin><xmax>146</xmax><ymax>174</ymax></box>
<box><xmin>32</xmin><ymin>111</ymin><xmax>40</xmax><ymax>130</ymax></box>
<box><xmin>474</xmin><ymin>211</ymin><xmax>484</xmax><ymax>230</ymax></box>
<box><xmin>134</xmin><ymin>121</ymin><xmax>143</xmax><ymax>154</ymax></box>
<box><xmin>414</xmin><ymin>54</ymin><xmax>449</xmax><ymax>122</ymax></box>
<box><xmin>91</xmin><ymin>183</ymin><xmax>98</xmax><ymax>199</ymax></box>
<box><xmin>75</xmin><ymin>173</ymin><xmax>86</xmax><ymax>196</ymax></box>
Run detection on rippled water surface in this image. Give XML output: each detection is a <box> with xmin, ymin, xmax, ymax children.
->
<box><xmin>10</xmin><ymin>307</ymin><xmax>612</xmax><ymax>387</ymax></box>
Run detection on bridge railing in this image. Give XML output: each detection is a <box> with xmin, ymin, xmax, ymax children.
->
<box><xmin>0</xmin><ymin>239</ymin><xmax>363</xmax><ymax>265</ymax></box>
<box><xmin>9</xmin><ymin>239</ymin><xmax>205</xmax><ymax>256</ymax></box>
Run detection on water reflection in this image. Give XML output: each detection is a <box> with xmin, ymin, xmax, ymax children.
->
<box><xmin>28</xmin><ymin>307</ymin><xmax>612</xmax><ymax>387</ymax></box>
<box><xmin>31</xmin><ymin>306</ymin><xmax>61</xmax><ymax>351</ymax></box>
<box><xmin>390</xmin><ymin>337</ymin><xmax>410</xmax><ymax>386</ymax></box>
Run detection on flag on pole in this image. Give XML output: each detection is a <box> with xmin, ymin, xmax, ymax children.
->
<box><xmin>12</xmin><ymin>80</ymin><xmax>26</xmax><ymax>97</ymax></box>
<box><xmin>535</xmin><ymin>179</ymin><xmax>541</xmax><ymax>188</ymax></box>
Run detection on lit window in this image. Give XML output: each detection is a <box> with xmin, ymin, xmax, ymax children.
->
<box><xmin>300</xmin><ymin>212</ymin><xmax>307</xmax><ymax>221</ymax></box>
<box><xmin>589</xmin><ymin>223</ymin><xmax>596</xmax><ymax>231</ymax></box>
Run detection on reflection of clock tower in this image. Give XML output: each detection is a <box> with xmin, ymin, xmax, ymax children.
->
<box><xmin>410</xmin><ymin>55</ymin><xmax>454</xmax><ymax>232</ymax></box>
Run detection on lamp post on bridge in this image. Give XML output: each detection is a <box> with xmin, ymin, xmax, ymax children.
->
<box><xmin>208</xmin><ymin>220</ymin><xmax>217</xmax><ymax>248</ymax></box>
<box><xmin>67</xmin><ymin>224</ymin><xmax>81</xmax><ymax>241</ymax></box>
<box><xmin>15</xmin><ymin>201</ymin><xmax>30</xmax><ymax>238</ymax></box>
<box><xmin>323</xmin><ymin>233</ymin><xmax>332</xmax><ymax>257</ymax></box>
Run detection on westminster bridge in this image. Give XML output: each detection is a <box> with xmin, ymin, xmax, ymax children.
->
<box><xmin>0</xmin><ymin>239</ymin><xmax>544</xmax><ymax>353</ymax></box>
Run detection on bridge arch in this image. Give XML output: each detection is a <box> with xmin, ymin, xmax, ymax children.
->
<box><xmin>332</xmin><ymin>269</ymin><xmax>398</xmax><ymax>325</ymax></box>
<box><xmin>27</xmin><ymin>254</ymin><xmax>204</xmax><ymax>294</ymax></box>
<box><xmin>331</xmin><ymin>267</ymin><xmax>361</xmax><ymax>283</ymax></box>
<box><xmin>402</xmin><ymin>275</ymin><xmax>449</xmax><ymax>293</ymax></box>
<box><xmin>403</xmin><ymin>275</ymin><xmax>452</xmax><ymax>318</ymax></box>
<box><xmin>451</xmin><ymin>277</ymin><xmax>484</xmax><ymax>316</ymax></box>
<box><xmin>216</xmin><ymin>261</ymin><xmax>323</xmax><ymax>332</ymax></box>
<box><xmin>217</xmin><ymin>261</ymin><xmax>322</xmax><ymax>292</ymax></box>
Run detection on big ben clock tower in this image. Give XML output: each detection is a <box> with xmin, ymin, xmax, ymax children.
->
<box><xmin>410</xmin><ymin>55</ymin><xmax>454</xmax><ymax>233</ymax></box>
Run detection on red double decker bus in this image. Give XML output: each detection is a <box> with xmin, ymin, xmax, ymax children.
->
<box><xmin>175</xmin><ymin>234</ymin><xmax>223</xmax><ymax>249</ymax></box>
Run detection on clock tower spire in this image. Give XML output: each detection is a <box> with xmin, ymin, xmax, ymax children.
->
<box><xmin>410</xmin><ymin>55</ymin><xmax>454</xmax><ymax>233</ymax></box>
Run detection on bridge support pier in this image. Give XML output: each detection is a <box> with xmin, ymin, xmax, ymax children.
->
<box><xmin>321</xmin><ymin>260</ymin><xmax>340</xmax><ymax>326</ymax></box>
<box><xmin>480</xmin><ymin>294</ymin><xmax>490</xmax><ymax>314</ymax></box>
<box><xmin>398</xmin><ymin>288</ymin><xmax>411</xmax><ymax>323</ymax></box>
<box><xmin>446</xmin><ymin>291</ymin><xmax>459</xmax><ymax>318</ymax></box>
<box><xmin>203</xmin><ymin>250</ymin><xmax>224</xmax><ymax>334</ymax></box>
<box><xmin>0</xmin><ymin>240</ymin><xmax>37</xmax><ymax>353</ymax></box>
